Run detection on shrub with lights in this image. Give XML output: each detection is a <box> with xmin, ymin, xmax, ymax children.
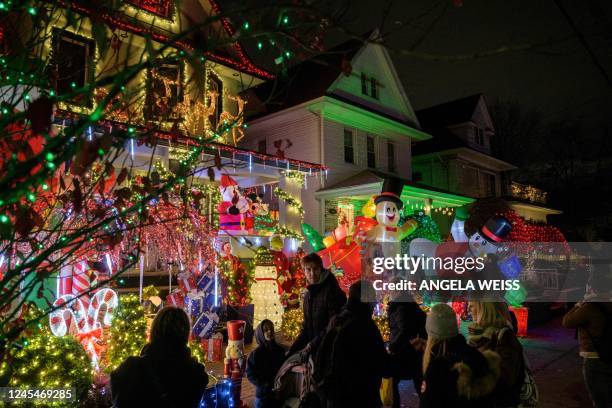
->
<box><xmin>1</xmin><ymin>334</ymin><xmax>93</xmax><ymax>406</ymax></box>
<box><xmin>280</xmin><ymin>308</ymin><xmax>303</xmax><ymax>342</ymax></box>
<box><xmin>105</xmin><ymin>294</ymin><xmax>147</xmax><ymax>372</ymax></box>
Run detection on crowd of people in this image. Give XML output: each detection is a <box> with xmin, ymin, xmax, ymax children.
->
<box><xmin>108</xmin><ymin>252</ymin><xmax>612</xmax><ymax>408</ymax></box>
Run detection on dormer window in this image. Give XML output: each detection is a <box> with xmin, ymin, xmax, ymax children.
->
<box><xmin>360</xmin><ymin>72</ymin><xmax>379</xmax><ymax>99</ymax></box>
<box><xmin>361</xmin><ymin>73</ymin><xmax>368</xmax><ymax>95</ymax></box>
<box><xmin>474</xmin><ymin>126</ymin><xmax>485</xmax><ymax>146</ymax></box>
<box><xmin>370</xmin><ymin>77</ymin><xmax>378</xmax><ymax>99</ymax></box>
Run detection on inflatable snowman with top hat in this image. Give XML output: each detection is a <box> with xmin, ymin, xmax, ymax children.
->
<box><xmin>410</xmin><ymin>210</ymin><xmax>513</xmax><ymax>277</ymax></box>
<box><xmin>361</xmin><ymin>178</ymin><xmax>418</xmax><ymax>260</ymax></box>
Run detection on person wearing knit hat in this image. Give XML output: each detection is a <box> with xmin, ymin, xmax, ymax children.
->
<box><xmin>426</xmin><ymin>303</ymin><xmax>459</xmax><ymax>340</ymax></box>
<box><xmin>419</xmin><ymin>303</ymin><xmax>502</xmax><ymax>408</ymax></box>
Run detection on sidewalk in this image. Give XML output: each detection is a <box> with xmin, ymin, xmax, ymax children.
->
<box><xmin>395</xmin><ymin>315</ymin><xmax>590</xmax><ymax>408</ymax></box>
<box><xmin>208</xmin><ymin>315</ymin><xmax>589</xmax><ymax>408</ymax></box>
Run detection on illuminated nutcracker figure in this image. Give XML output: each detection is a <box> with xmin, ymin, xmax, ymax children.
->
<box><xmin>224</xmin><ymin>320</ymin><xmax>247</xmax><ymax>407</ymax></box>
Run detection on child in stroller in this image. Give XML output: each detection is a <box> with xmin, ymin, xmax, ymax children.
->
<box><xmin>273</xmin><ymin>352</ymin><xmax>318</xmax><ymax>408</ymax></box>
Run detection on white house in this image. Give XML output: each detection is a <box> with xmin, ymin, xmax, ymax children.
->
<box><xmin>412</xmin><ymin>94</ymin><xmax>561</xmax><ymax>223</ymax></box>
<box><xmin>242</xmin><ymin>32</ymin><xmax>472</xmax><ymax>237</ymax></box>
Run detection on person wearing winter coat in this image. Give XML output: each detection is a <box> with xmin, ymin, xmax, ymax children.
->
<box><xmin>562</xmin><ymin>272</ymin><xmax>612</xmax><ymax>408</ymax></box>
<box><xmin>246</xmin><ymin>319</ymin><xmax>287</xmax><ymax>408</ymax></box>
<box><xmin>467</xmin><ymin>301</ymin><xmax>525</xmax><ymax>407</ymax></box>
<box><xmin>111</xmin><ymin>307</ymin><xmax>209</xmax><ymax>408</ymax></box>
<box><xmin>316</xmin><ymin>280</ymin><xmax>392</xmax><ymax>408</ymax></box>
<box><xmin>287</xmin><ymin>253</ymin><xmax>346</xmax><ymax>356</ymax></box>
<box><xmin>387</xmin><ymin>293</ymin><xmax>427</xmax><ymax>407</ymax></box>
<box><xmin>417</xmin><ymin>303</ymin><xmax>501</xmax><ymax>408</ymax></box>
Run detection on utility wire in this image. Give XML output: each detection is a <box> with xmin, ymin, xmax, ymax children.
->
<box><xmin>553</xmin><ymin>0</ymin><xmax>612</xmax><ymax>89</ymax></box>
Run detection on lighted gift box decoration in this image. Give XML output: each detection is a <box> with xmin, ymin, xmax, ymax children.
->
<box><xmin>201</xmin><ymin>332</ymin><xmax>224</xmax><ymax>362</ymax></box>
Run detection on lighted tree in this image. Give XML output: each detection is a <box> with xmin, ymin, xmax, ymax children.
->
<box><xmin>105</xmin><ymin>294</ymin><xmax>147</xmax><ymax>372</ymax></box>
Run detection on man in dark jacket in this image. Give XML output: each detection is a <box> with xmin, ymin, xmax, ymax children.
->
<box><xmin>316</xmin><ymin>280</ymin><xmax>392</xmax><ymax>408</ymax></box>
<box><xmin>288</xmin><ymin>253</ymin><xmax>346</xmax><ymax>356</ymax></box>
<box><xmin>111</xmin><ymin>307</ymin><xmax>209</xmax><ymax>408</ymax></box>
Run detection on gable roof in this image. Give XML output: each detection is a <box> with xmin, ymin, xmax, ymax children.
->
<box><xmin>413</xmin><ymin>94</ymin><xmax>482</xmax><ymax>155</ymax></box>
<box><xmin>244</xmin><ymin>37</ymin><xmax>364</xmax><ymax>118</ymax></box>
<box><xmin>60</xmin><ymin>0</ymin><xmax>272</xmax><ymax>79</ymax></box>
<box><xmin>411</xmin><ymin>127</ymin><xmax>469</xmax><ymax>155</ymax></box>
<box><xmin>416</xmin><ymin>94</ymin><xmax>483</xmax><ymax>129</ymax></box>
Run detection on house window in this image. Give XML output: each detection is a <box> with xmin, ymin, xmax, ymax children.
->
<box><xmin>343</xmin><ymin>129</ymin><xmax>354</xmax><ymax>164</ymax></box>
<box><xmin>257</xmin><ymin>139</ymin><xmax>267</xmax><ymax>154</ymax></box>
<box><xmin>208</xmin><ymin>72</ymin><xmax>223</xmax><ymax>128</ymax></box>
<box><xmin>474</xmin><ymin>127</ymin><xmax>485</xmax><ymax>146</ymax></box>
<box><xmin>361</xmin><ymin>73</ymin><xmax>368</xmax><ymax>95</ymax></box>
<box><xmin>387</xmin><ymin>142</ymin><xmax>395</xmax><ymax>173</ymax></box>
<box><xmin>146</xmin><ymin>63</ymin><xmax>181</xmax><ymax>122</ymax></box>
<box><xmin>366</xmin><ymin>135</ymin><xmax>376</xmax><ymax>168</ymax></box>
<box><xmin>370</xmin><ymin>77</ymin><xmax>378</xmax><ymax>99</ymax></box>
<box><xmin>53</xmin><ymin>29</ymin><xmax>94</xmax><ymax>105</ymax></box>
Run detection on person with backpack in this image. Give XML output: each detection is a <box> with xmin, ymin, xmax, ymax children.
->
<box><xmin>287</xmin><ymin>253</ymin><xmax>346</xmax><ymax>357</ymax></box>
<box><xmin>417</xmin><ymin>303</ymin><xmax>501</xmax><ymax>408</ymax></box>
<box><xmin>387</xmin><ymin>292</ymin><xmax>427</xmax><ymax>407</ymax></box>
<box><xmin>246</xmin><ymin>319</ymin><xmax>286</xmax><ymax>408</ymax></box>
<box><xmin>467</xmin><ymin>301</ymin><xmax>532</xmax><ymax>408</ymax></box>
<box><xmin>314</xmin><ymin>280</ymin><xmax>392</xmax><ymax>408</ymax></box>
<box><xmin>110</xmin><ymin>306</ymin><xmax>209</xmax><ymax>407</ymax></box>
<box><xmin>562</xmin><ymin>274</ymin><xmax>612</xmax><ymax>408</ymax></box>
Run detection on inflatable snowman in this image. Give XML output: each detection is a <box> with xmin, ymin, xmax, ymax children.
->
<box><xmin>410</xmin><ymin>212</ymin><xmax>513</xmax><ymax>277</ymax></box>
<box><xmin>364</xmin><ymin>178</ymin><xmax>418</xmax><ymax>259</ymax></box>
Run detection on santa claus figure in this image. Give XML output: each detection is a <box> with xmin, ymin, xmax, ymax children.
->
<box><xmin>218</xmin><ymin>241</ymin><xmax>250</xmax><ymax>306</ymax></box>
<box><xmin>224</xmin><ymin>320</ymin><xmax>247</xmax><ymax>407</ymax></box>
<box><xmin>218</xmin><ymin>175</ymin><xmax>250</xmax><ymax>231</ymax></box>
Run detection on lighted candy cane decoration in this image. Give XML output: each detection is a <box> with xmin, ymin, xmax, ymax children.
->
<box><xmin>49</xmin><ymin>295</ymin><xmax>88</xmax><ymax>336</ymax></box>
<box><xmin>87</xmin><ymin>288</ymin><xmax>118</xmax><ymax>329</ymax></box>
<box><xmin>49</xmin><ymin>288</ymin><xmax>118</xmax><ymax>367</ymax></box>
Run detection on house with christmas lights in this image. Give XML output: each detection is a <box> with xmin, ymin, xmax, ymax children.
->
<box><xmin>242</xmin><ymin>31</ymin><xmax>474</xmax><ymax>240</ymax></box>
<box><xmin>412</xmin><ymin>94</ymin><xmax>561</xmax><ymax>224</ymax></box>
<box><xmin>2</xmin><ymin>0</ymin><xmax>328</xmax><ymax>296</ymax></box>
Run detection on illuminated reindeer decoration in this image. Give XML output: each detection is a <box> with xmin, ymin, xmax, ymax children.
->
<box><xmin>177</xmin><ymin>90</ymin><xmax>219</xmax><ymax>136</ymax></box>
<box><xmin>216</xmin><ymin>94</ymin><xmax>247</xmax><ymax>146</ymax></box>
<box><xmin>151</xmin><ymin>70</ymin><xmax>246</xmax><ymax>145</ymax></box>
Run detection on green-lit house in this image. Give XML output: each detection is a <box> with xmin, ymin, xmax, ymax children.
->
<box><xmin>241</xmin><ymin>31</ymin><xmax>473</xmax><ymax>239</ymax></box>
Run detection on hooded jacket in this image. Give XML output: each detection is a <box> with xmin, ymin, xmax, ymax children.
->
<box><xmin>111</xmin><ymin>342</ymin><xmax>209</xmax><ymax>408</ymax></box>
<box><xmin>319</xmin><ymin>298</ymin><xmax>393</xmax><ymax>408</ymax></box>
<box><xmin>246</xmin><ymin>322</ymin><xmax>287</xmax><ymax>399</ymax></box>
<box><xmin>420</xmin><ymin>334</ymin><xmax>501</xmax><ymax>408</ymax></box>
<box><xmin>468</xmin><ymin>325</ymin><xmax>525</xmax><ymax>407</ymax></box>
<box><xmin>288</xmin><ymin>269</ymin><xmax>346</xmax><ymax>355</ymax></box>
<box><xmin>562</xmin><ymin>302</ymin><xmax>612</xmax><ymax>357</ymax></box>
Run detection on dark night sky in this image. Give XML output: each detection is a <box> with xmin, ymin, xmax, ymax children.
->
<box><xmin>331</xmin><ymin>0</ymin><xmax>612</xmax><ymax>126</ymax></box>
